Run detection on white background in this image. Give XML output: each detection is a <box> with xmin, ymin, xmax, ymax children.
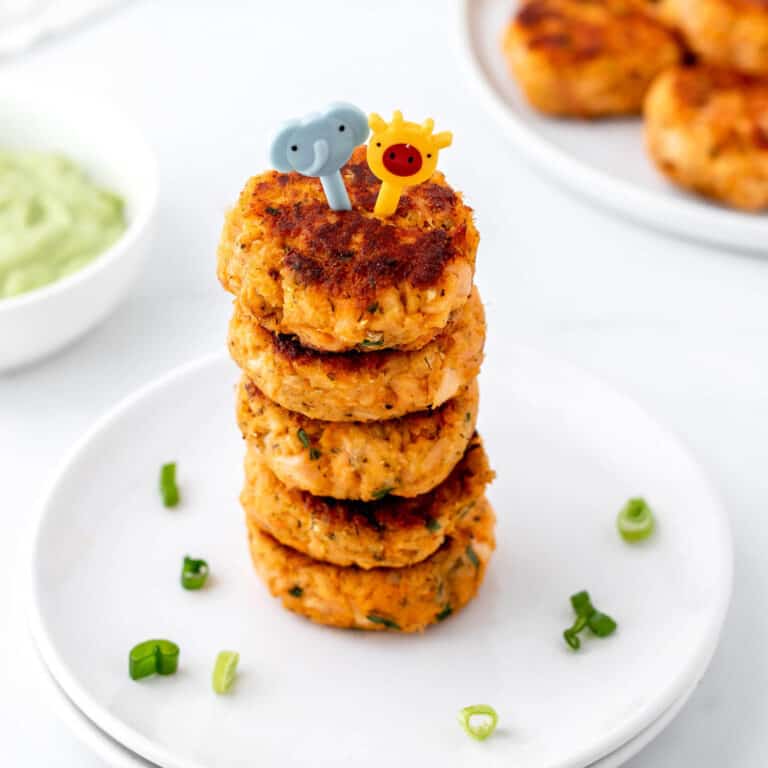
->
<box><xmin>1</xmin><ymin>1</ymin><xmax>766</xmax><ymax>765</ymax></box>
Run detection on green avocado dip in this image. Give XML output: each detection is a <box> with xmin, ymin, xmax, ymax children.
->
<box><xmin>0</xmin><ymin>150</ymin><xmax>127</xmax><ymax>299</ymax></box>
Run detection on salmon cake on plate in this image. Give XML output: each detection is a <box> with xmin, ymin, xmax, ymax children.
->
<box><xmin>645</xmin><ymin>65</ymin><xmax>768</xmax><ymax>211</ymax></box>
<box><xmin>236</xmin><ymin>377</ymin><xmax>479</xmax><ymax>501</ymax></box>
<box><xmin>217</xmin><ymin>146</ymin><xmax>479</xmax><ymax>353</ymax></box>
<box><xmin>246</xmin><ymin>495</ymin><xmax>496</xmax><ymax>632</ymax></box>
<box><xmin>502</xmin><ymin>0</ymin><xmax>682</xmax><ymax>117</ymax></box>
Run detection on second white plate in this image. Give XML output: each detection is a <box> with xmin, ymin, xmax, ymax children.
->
<box><xmin>29</xmin><ymin>348</ymin><xmax>732</xmax><ymax>768</ymax></box>
<box><xmin>458</xmin><ymin>0</ymin><xmax>768</xmax><ymax>252</ymax></box>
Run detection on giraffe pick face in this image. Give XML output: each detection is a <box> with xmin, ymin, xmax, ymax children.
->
<box><xmin>366</xmin><ymin>111</ymin><xmax>453</xmax><ymax>216</ymax></box>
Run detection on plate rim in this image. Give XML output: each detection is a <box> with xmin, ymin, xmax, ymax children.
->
<box><xmin>455</xmin><ymin>0</ymin><xmax>768</xmax><ymax>253</ymax></box>
<box><xmin>26</xmin><ymin>349</ymin><xmax>734</xmax><ymax>768</ymax></box>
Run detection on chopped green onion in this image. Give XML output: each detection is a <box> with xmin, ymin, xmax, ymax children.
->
<box><xmin>563</xmin><ymin>629</ymin><xmax>580</xmax><ymax>650</ymax></box>
<box><xmin>159</xmin><ymin>462</ymin><xmax>180</xmax><ymax>508</ymax></box>
<box><xmin>309</xmin><ymin>447</ymin><xmax>321</xmax><ymax>461</ymax></box>
<box><xmin>435</xmin><ymin>605</ymin><xmax>453</xmax><ymax>622</ymax></box>
<box><xmin>359</xmin><ymin>338</ymin><xmax>384</xmax><ymax>348</ymax></box>
<box><xmin>588</xmin><ymin>611</ymin><xmax>617</xmax><ymax>637</ymax></box>
<box><xmin>458</xmin><ymin>704</ymin><xmax>498</xmax><ymax>741</ymax></box>
<box><xmin>466</xmin><ymin>545</ymin><xmax>480</xmax><ymax>568</ymax></box>
<box><xmin>181</xmin><ymin>556</ymin><xmax>209</xmax><ymax>590</ymax></box>
<box><xmin>265</xmin><ymin>206</ymin><xmax>280</xmax><ymax>216</ymax></box>
<box><xmin>212</xmin><ymin>650</ymin><xmax>240</xmax><ymax>694</ymax></box>
<box><xmin>570</xmin><ymin>591</ymin><xmax>595</xmax><ymax>618</ymax></box>
<box><xmin>129</xmin><ymin>639</ymin><xmax>179</xmax><ymax>680</ymax></box>
<box><xmin>289</xmin><ymin>586</ymin><xmax>303</xmax><ymax>597</ymax></box>
<box><xmin>367</xmin><ymin>614</ymin><xmax>400</xmax><ymax>630</ymax></box>
<box><xmin>617</xmin><ymin>497</ymin><xmax>655</xmax><ymax>542</ymax></box>
<box><xmin>563</xmin><ymin>591</ymin><xmax>617</xmax><ymax>650</ymax></box>
<box><xmin>367</xmin><ymin>302</ymin><xmax>379</xmax><ymax>314</ymax></box>
<box><xmin>424</xmin><ymin>515</ymin><xmax>441</xmax><ymax>532</ymax></box>
<box><xmin>371</xmin><ymin>485</ymin><xmax>394</xmax><ymax>500</ymax></box>
<box><xmin>465</xmin><ymin>412</ymin><xmax>472</xmax><ymax>422</ymax></box>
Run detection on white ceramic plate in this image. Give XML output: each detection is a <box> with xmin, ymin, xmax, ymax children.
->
<box><xmin>32</xmin><ymin>638</ymin><xmax>702</xmax><ymax>768</ymax></box>
<box><xmin>28</xmin><ymin>349</ymin><xmax>732</xmax><ymax>768</ymax></box>
<box><xmin>457</xmin><ymin>0</ymin><xmax>768</xmax><ymax>252</ymax></box>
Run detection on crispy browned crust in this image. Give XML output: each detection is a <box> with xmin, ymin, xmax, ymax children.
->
<box><xmin>217</xmin><ymin>146</ymin><xmax>479</xmax><ymax>352</ymax></box>
<box><xmin>236</xmin><ymin>376</ymin><xmax>479</xmax><ymax>500</ymax></box>
<box><xmin>502</xmin><ymin>0</ymin><xmax>682</xmax><ymax>117</ymax></box>
<box><xmin>241</xmin><ymin>434</ymin><xmax>494</xmax><ymax>569</ymax></box>
<box><xmin>246</xmin><ymin>495</ymin><xmax>496</xmax><ymax>632</ymax></box>
<box><xmin>228</xmin><ymin>286</ymin><xmax>486</xmax><ymax>422</ymax></box>
<box><xmin>665</xmin><ymin>0</ymin><xmax>768</xmax><ymax>74</ymax></box>
<box><xmin>645</xmin><ymin>64</ymin><xmax>768</xmax><ymax>210</ymax></box>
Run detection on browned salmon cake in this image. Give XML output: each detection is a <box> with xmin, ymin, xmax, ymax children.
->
<box><xmin>246</xmin><ymin>495</ymin><xmax>496</xmax><ymax>632</ymax></box>
<box><xmin>241</xmin><ymin>434</ymin><xmax>494</xmax><ymax>569</ymax></box>
<box><xmin>236</xmin><ymin>377</ymin><xmax>479</xmax><ymax>500</ymax></box>
<box><xmin>645</xmin><ymin>65</ymin><xmax>768</xmax><ymax>210</ymax></box>
<box><xmin>217</xmin><ymin>146</ymin><xmax>479</xmax><ymax>353</ymax></box>
<box><xmin>502</xmin><ymin>0</ymin><xmax>682</xmax><ymax>117</ymax></box>
<box><xmin>665</xmin><ymin>0</ymin><xmax>768</xmax><ymax>75</ymax></box>
<box><xmin>228</xmin><ymin>286</ymin><xmax>485</xmax><ymax>422</ymax></box>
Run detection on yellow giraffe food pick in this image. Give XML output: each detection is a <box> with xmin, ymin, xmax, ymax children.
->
<box><xmin>367</xmin><ymin>111</ymin><xmax>452</xmax><ymax>217</ymax></box>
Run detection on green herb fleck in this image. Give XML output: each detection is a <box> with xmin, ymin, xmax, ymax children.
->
<box><xmin>367</xmin><ymin>302</ymin><xmax>379</xmax><ymax>314</ymax></box>
<box><xmin>309</xmin><ymin>447</ymin><xmax>321</xmax><ymax>461</ymax></box>
<box><xmin>466</xmin><ymin>545</ymin><xmax>480</xmax><ymax>568</ymax></box>
<box><xmin>297</xmin><ymin>428</ymin><xmax>311</xmax><ymax>448</ymax></box>
<box><xmin>424</xmin><ymin>516</ymin><xmax>441</xmax><ymax>532</ymax></box>
<box><xmin>359</xmin><ymin>339</ymin><xmax>384</xmax><ymax>348</ymax></box>
<box><xmin>372</xmin><ymin>486</ymin><xmax>394</xmax><ymax>500</ymax></box>
<box><xmin>436</xmin><ymin>606</ymin><xmax>453</xmax><ymax>622</ymax></box>
<box><xmin>465</xmin><ymin>412</ymin><xmax>472</xmax><ymax>422</ymax></box>
<box><xmin>367</xmin><ymin>614</ymin><xmax>400</xmax><ymax>630</ymax></box>
<box><xmin>265</xmin><ymin>206</ymin><xmax>280</xmax><ymax>216</ymax></box>
<box><xmin>289</xmin><ymin>586</ymin><xmax>303</xmax><ymax>598</ymax></box>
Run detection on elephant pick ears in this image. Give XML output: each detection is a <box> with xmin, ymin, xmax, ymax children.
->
<box><xmin>270</xmin><ymin>104</ymin><xmax>452</xmax><ymax>216</ymax></box>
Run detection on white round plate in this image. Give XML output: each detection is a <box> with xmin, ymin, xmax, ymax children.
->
<box><xmin>28</xmin><ymin>349</ymin><xmax>731</xmax><ymax>768</ymax></box>
<box><xmin>457</xmin><ymin>0</ymin><xmax>768</xmax><ymax>252</ymax></box>
<box><xmin>31</xmin><ymin>637</ymin><xmax>703</xmax><ymax>768</ymax></box>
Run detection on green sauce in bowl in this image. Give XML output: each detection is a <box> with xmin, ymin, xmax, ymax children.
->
<box><xmin>0</xmin><ymin>150</ymin><xmax>127</xmax><ymax>299</ymax></box>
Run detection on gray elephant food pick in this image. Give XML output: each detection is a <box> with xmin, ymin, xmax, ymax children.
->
<box><xmin>269</xmin><ymin>103</ymin><xmax>369</xmax><ymax>211</ymax></box>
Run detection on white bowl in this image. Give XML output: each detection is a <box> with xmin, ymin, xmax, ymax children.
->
<box><xmin>0</xmin><ymin>79</ymin><xmax>157</xmax><ymax>371</ymax></box>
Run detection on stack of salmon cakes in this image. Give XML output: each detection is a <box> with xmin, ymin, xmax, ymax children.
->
<box><xmin>217</xmin><ymin>146</ymin><xmax>495</xmax><ymax>633</ymax></box>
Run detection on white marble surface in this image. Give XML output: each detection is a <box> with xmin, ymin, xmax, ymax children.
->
<box><xmin>1</xmin><ymin>1</ymin><xmax>766</xmax><ymax>765</ymax></box>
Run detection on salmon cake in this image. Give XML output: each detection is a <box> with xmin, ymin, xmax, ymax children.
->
<box><xmin>502</xmin><ymin>0</ymin><xmax>682</xmax><ymax>117</ymax></box>
<box><xmin>217</xmin><ymin>146</ymin><xmax>479</xmax><ymax>353</ymax></box>
<box><xmin>645</xmin><ymin>65</ymin><xmax>768</xmax><ymax>210</ymax></box>
<box><xmin>236</xmin><ymin>377</ymin><xmax>479</xmax><ymax>500</ymax></box>
<box><xmin>246</xmin><ymin>495</ymin><xmax>496</xmax><ymax>632</ymax></box>
<box><xmin>665</xmin><ymin>0</ymin><xmax>768</xmax><ymax>75</ymax></box>
<box><xmin>228</xmin><ymin>286</ymin><xmax>485</xmax><ymax>422</ymax></box>
<box><xmin>241</xmin><ymin>434</ymin><xmax>494</xmax><ymax>569</ymax></box>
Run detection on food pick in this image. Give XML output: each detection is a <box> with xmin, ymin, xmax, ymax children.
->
<box><xmin>367</xmin><ymin>111</ymin><xmax>452</xmax><ymax>217</ymax></box>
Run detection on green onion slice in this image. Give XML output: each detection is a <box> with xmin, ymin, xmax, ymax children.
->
<box><xmin>181</xmin><ymin>556</ymin><xmax>209</xmax><ymax>590</ymax></box>
<box><xmin>159</xmin><ymin>462</ymin><xmax>180</xmax><ymax>508</ymax></box>
<box><xmin>617</xmin><ymin>497</ymin><xmax>655</xmax><ymax>542</ymax></box>
<box><xmin>588</xmin><ymin>611</ymin><xmax>618</xmax><ymax>637</ymax></box>
<box><xmin>212</xmin><ymin>650</ymin><xmax>240</xmax><ymax>694</ymax></box>
<box><xmin>129</xmin><ymin>639</ymin><xmax>179</xmax><ymax>680</ymax></box>
<box><xmin>371</xmin><ymin>486</ymin><xmax>394</xmax><ymax>500</ymax></box>
<box><xmin>458</xmin><ymin>704</ymin><xmax>499</xmax><ymax>741</ymax></box>
<box><xmin>563</xmin><ymin>591</ymin><xmax>618</xmax><ymax>650</ymax></box>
